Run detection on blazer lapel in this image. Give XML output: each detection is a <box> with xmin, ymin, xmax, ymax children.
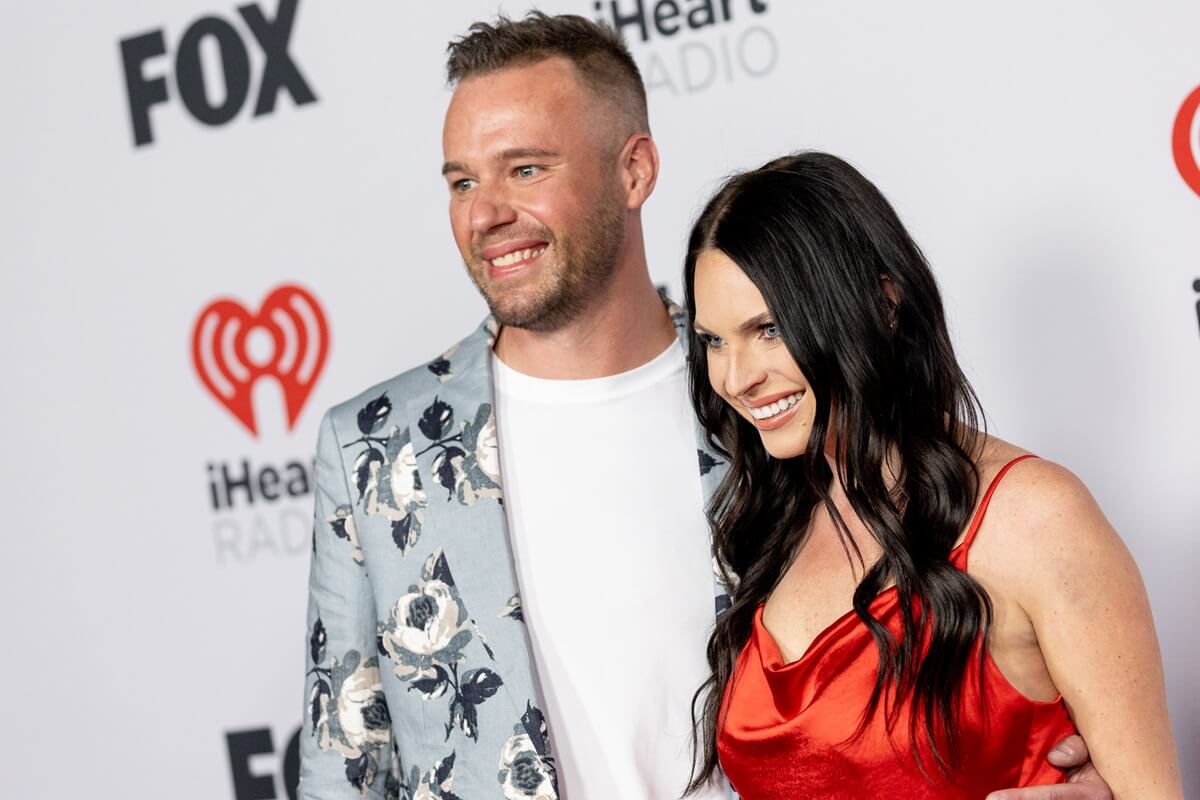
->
<box><xmin>669</xmin><ymin>298</ymin><xmax>738</xmax><ymax>800</ymax></box>
<box><xmin>667</xmin><ymin>297</ymin><xmax>735</xmax><ymax>614</ymax></box>
<box><xmin>403</xmin><ymin>317</ymin><xmax>550</xmax><ymax>756</ymax></box>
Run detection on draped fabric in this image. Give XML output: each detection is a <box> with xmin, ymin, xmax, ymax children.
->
<box><xmin>718</xmin><ymin>455</ymin><xmax>1076</xmax><ymax>799</ymax></box>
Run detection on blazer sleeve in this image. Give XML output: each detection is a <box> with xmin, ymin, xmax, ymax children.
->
<box><xmin>299</xmin><ymin>410</ymin><xmax>395</xmax><ymax>799</ymax></box>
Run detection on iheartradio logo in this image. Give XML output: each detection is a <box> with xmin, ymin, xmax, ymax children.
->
<box><xmin>192</xmin><ymin>284</ymin><xmax>329</xmax><ymax>437</ymax></box>
<box><xmin>1173</xmin><ymin>85</ymin><xmax>1200</xmax><ymax>198</ymax></box>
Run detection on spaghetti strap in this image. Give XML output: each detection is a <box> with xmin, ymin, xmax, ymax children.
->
<box><xmin>719</xmin><ymin>445</ymin><xmax>1076</xmax><ymax>796</ymax></box>
<box><xmin>959</xmin><ymin>453</ymin><xmax>1039</xmax><ymax>555</ymax></box>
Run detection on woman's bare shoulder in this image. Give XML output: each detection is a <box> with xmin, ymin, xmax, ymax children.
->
<box><xmin>978</xmin><ymin>438</ymin><xmax>1103</xmax><ymax>528</ymax></box>
<box><xmin>969</xmin><ymin>435</ymin><xmax>1126</xmax><ymax>590</ymax></box>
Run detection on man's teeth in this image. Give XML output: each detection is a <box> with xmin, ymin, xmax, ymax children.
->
<box><xmin>490</xmin><ymin>246</ymin><xmax>546</xmax><ymax>268</ymax></box>
<box><xmin>749</xmin><ymin>392</ymin><xmax>803</xmax><ymax>420</ymax></box>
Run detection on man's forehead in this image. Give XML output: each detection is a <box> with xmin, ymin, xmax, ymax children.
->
<box><xmin>443</xmin><ymin>61</ymin><xmax>596</xmax><ymax>162</ymax></box>
<box><xmin>443</xmin><ymin>105</ymin><xmax>567</xmax><ymax>163</ymax></box>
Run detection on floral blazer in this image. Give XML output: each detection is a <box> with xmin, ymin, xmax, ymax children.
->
<box><xmin>300</xmin><ymin>303</ymin><xmax>732</xmax><ymax>799</ymax></box>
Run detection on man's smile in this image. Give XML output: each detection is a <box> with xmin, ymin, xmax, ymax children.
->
<box><xmin>482</xmin><ymin>240</ymin><xmax>549</xmax><ymax>279</ymax></box>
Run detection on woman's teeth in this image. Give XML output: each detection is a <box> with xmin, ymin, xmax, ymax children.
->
<box><xmin>490</xmin><ymin>246</ymin><xmax>546</xmax><ymax>268</ymax></box>
<box><xmin>749</xmin><ymin>392</ymin><xmax>803</xmax><ymax>420</ymax></box>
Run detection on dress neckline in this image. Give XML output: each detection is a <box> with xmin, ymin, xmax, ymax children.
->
<box><xmin>756</xmin><ymin>454</ymin><xmax>1037</xmax><ymax>670</ymax></box>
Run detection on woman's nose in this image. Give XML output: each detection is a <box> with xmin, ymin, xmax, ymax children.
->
<box><xmin>724</xmin><ymin>349</ymin><xmax>767</xmax><ymax>399</ymax></box>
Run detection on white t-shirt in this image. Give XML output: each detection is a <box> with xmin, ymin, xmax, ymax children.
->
<box><xmin>492</xmin><ymin>341</ymin><xmax>725</xmax><ymax>800</ymax></box>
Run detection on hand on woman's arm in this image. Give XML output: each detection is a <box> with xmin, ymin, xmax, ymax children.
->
<box><xmin>986</xmin><ymin>734</ymin><xmax>1111</xmax><ymax>799</ymax></box>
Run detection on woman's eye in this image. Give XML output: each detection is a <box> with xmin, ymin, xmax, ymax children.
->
<box><xmin>761</xmin><ymin>323</ymin><xmax>780</xmax><ymax>340</ymax></box>
<box><xmin>697</xmin><ymin>332</ymin><xmax>724</xmax><ymax>350</ymax></box>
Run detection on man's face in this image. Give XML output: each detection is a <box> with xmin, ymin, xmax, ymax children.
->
<box><xmin>442</xmin><ymin>57</ymin><xmax>629</xmax><ymax>331</ymax></box>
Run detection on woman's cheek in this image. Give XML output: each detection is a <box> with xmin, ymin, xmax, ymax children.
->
<box><xmin>706</xmin><ymin>354</ymin><xmax>726</xmax><ymax>400</ymax></box>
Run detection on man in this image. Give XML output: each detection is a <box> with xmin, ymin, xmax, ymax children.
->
<box><xmin>300</xmin><ymin>13</ymin><xmax>1110</xmax><ymax>799</ymax></box>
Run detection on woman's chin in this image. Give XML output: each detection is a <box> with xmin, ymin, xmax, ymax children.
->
<box><xmin>760</xmin><ymin>435</ymin><xmax>806</xmax><ymax>460</ymax></box>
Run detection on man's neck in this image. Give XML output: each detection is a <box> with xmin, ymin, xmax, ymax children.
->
<box><xmin>493</xmin><ymin>258</ymin><xmax>676</xmax><ymax>380</ymax></box>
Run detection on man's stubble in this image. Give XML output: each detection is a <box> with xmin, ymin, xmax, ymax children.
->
<box><xmin>466</xmin><ymin>176</ymin><xmax>628</xmax><ymax>333</ymax></box>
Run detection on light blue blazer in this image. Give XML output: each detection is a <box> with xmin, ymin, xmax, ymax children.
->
<box><xmin>300</xmin><ymin>302</ymin><xmax>731</xmax><ymax>798</ymax></box>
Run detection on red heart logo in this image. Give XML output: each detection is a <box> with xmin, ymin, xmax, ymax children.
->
<box><xmin>1173</xmin><ymin>84</ymin><xmax>1200</xmax><ymax>198</ymax></box>
<box><xmin>191</xmin><ymin>284</ymin><xmax>329</xmax><ymax>437</ymax></box>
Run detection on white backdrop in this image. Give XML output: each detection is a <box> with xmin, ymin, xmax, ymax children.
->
<box><xmin>2</xmin><ymin>1</ymin><xmax>1197</xmax><ymax>797</ymax></box>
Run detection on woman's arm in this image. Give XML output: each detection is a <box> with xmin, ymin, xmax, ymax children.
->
<box><xmin>989</xmin><ymin>459</ymin><xmax>1182</xmax><ymax>799</ymax></box>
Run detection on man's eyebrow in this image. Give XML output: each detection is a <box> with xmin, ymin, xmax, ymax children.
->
<box><xmin>441</xmin><ymin>161</ymin><xmax>466</xmax><ymax>176</ymax></box>
<box><xmin>495</xmin><ymin>147</ymin><xmax>559</xmax><ymax>162</ymax></box>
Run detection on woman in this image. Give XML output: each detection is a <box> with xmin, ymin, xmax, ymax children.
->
<box><xmin>683</xmin><ymin>152</ymin><xmax>1181</xmax><ymax>798</ymax></box>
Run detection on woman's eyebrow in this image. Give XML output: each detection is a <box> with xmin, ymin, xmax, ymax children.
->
<box><xmin>736</xmin><ymin>312</ymin><xmax>773</xmax><ymax>335</ymax></box>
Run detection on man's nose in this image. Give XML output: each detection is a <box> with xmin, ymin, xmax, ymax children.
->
<box><xmin>469</xmin><ymin>184</ymin><xmax>517</xmax><ymax>233</ymax></box>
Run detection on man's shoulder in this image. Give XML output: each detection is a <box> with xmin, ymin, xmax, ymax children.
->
<box><xmin>324</xmin><ymin>364</ymin><xmax>430</xmax><ymax>427</ymax></box>
<box><xmin>323</xmin><ymin>320</ymin><xmax>492</xmax><ymax>433</ymax></box>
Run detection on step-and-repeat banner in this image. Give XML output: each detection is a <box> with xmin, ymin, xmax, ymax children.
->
<box><xmin>3</xmin><ymin>1</ymin><xmax>1197</xmax><ymax>796</ymax></box>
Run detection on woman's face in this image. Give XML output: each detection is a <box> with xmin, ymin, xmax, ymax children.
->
<box><xmin>692</xmin><ymin>249</ymin><xmax>817</xmax><ymax>459</ymax></box>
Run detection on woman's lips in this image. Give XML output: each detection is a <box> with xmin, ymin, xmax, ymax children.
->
<box><xmin>744</xmin><ymin>391</ymin><xmax>804</xmax><ymax>431</ymax></box>
<box><xmin>751</xmin><ymin>400</ymin><xmax>799</xmax><ymax>431</ymax></box>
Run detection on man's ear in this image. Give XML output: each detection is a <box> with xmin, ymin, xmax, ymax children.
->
<box><xmin>619</xmin><ymin>132</ymin><xmax>659</xmax><ymax>210</ymax></box>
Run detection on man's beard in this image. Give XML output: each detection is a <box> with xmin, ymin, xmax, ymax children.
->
<box><xmin>466</xmin><ymin>184</ymin><xmax>627</xmax><ymax>332</ymax></box>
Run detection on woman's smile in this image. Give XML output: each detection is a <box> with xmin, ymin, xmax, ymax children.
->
<box><xmin>743</xmin><ymin>390</ymin><xmax>805</xmax><ymax>430</ymax></box>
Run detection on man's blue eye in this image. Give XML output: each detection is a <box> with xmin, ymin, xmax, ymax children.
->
<box><xmin>515</xmin><ymin>165</ymin><xmax>539</xmax><ymax>178</ymax></box>
<box><xmin>453</xmin><ymin>179</ymin><xmax>475</xmax><ymax>192</ymax></box>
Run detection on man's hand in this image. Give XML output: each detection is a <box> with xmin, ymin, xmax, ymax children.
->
<box><xmin>985</xmin><ymin>735</ymin><xmax>1113</xmax><ymax>800</ymax></box>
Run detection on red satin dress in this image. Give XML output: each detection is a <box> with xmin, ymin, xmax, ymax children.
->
<box><xmin>717</xmin><ymin>455</ymin><xmax>1076</xmax><ymax>799</ymax></box>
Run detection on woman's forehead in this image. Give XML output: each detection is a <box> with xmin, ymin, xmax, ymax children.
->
<box><xmin>693</xmin><ymin>250</ymin><xmax>769</xmax><ymax>329</ymax></box>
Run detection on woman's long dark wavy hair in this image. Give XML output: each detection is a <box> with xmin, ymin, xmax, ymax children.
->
<box><xmin>684</xmin><ymin>152</ymin><xmax>989</xmax><ymax>791</ymax></box>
